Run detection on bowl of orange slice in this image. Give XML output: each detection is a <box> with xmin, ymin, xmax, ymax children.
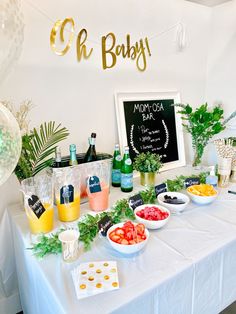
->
<box><xmin>187</xmin><ymin>184</ymin><xmax>218</xmax><ymax>205</ymax></box>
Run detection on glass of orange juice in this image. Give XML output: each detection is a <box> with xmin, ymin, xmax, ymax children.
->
<box><xmin>54</xmin><ymin>167</ymin><xmax>80</xmax><ymax>222</ymax></box>
<box><xmin>21</xmin><ymin>174</ymin><xmax>54</xmax><ymax>234</ymax></box>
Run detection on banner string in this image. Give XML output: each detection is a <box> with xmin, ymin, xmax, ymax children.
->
<box><xmin>22</xmin><ymin>0</ymin><xmax>186</xmax><ymax>49</ymax></box>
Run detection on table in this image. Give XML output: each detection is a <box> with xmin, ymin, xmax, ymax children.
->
<box><xmin>8</xmin><ymin>167</ymin><xmax>236</xmax><ymax>314</ymax></box>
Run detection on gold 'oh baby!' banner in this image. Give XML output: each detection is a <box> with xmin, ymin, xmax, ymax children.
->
<box><xmin>50</xmin><ymin>17</ymin><xmax>151</xmax><ymax>72</ymax></box>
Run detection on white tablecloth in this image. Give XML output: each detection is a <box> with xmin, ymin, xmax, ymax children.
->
<box><xmin>8</xmin><ymin>168</ymin><xmax>236</xmax><ymax>314</ymax></box>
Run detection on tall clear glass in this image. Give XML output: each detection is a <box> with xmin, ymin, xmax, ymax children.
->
<box><xmin>54</xmin><ymin>167</ymin><xmax>80</xmax><ymax>222</ymax></box>
<box><xmin>21</xmin><ymin>173</ymin><xmax>54</xmax><ymax>234</ymax></box>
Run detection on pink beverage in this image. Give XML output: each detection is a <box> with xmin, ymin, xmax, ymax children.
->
<box><xmin>87</xmin><ymin>182</ymin><xmax>109</xmax><ymax>212</ymax></box>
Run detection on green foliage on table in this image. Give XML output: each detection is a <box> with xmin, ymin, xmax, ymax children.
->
<box><xmin>165</xmin><ymin>172</ymin><xmax>208</xmax><ymax>192</ymax></box>
<box><xmin>140</xmin><ymin>187</ymin><xmax>156</xmax><ymax>203</ymax></box>
<box><xmin>78</xmin><ymin>199</ymin><xmax>135</xmax><ymax>250</ymax></box>
<box><xmin>29</xmin><ymin>171</ymin><xmax>208</xmax><ymax>258</ymax></box>
<box><xmin>176</xmin><ymin>103</ymin><xmax>236</xmax><ymax>167</ymax></box>
<box><xmin>15</xmin><ymin>121</ymin><xmax>69</xmax><ymax>180</ymax></box>
<box><xmin>29</xmin><ymin>231</ymin><xmax>63</xmax><ymax>258</ymax></box>
<box><xmin>133</xmin><ymin>152</ymin><xmax>163</xmax><ymax>173</ymax></box>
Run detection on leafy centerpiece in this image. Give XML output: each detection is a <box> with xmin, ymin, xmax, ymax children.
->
<box><xmin>133</xmin><ymin>152</ymin><xmax>163</xmax><ymax>186</ymax></box>
<box><xmin>176</xmin><ymin>103</ymin><xmax>236</xmax><ymax>167</ymax></box>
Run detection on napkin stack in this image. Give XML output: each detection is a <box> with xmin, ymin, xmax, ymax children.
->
<box><xmin>71</xmin><ymin>261</ymin><xmax>119</xmax><ymax>299</ymax></box>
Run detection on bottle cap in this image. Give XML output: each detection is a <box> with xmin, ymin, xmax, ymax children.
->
<box><xmin>209</xmin><ymin>166</ymin><xmax>215</xmax><ymax>176</ymax></box>
<box><xmin>70</xmin><ymin>144</ymin><xmax>76</xmax><ymax>152</ymax></box>
<box><xmin>124</xmin><ymin>146</ymin><xmax>129</xmax><ymax>152</ymax></box>
<box><xmin>115</xmin><ymin>144</ymin><xmax>120</xmax><ymax>149</ymax></box>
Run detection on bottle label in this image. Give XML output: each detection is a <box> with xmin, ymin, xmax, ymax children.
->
<box><xmin>125</xmin><ymin>158</ymin><xmax>132</xmax><ymax>166</ymax></box>
<box><xmin>121</xmin><ymin>173</ymin><xmax>133</xmax><ymax>189</ymax></box>
<box><xmin>115</xmin><ymin>155</ymin><xmax>122</xmax><ymax>162</ymax></box>
<box><xmin>112</xmin><ymin>169</ymin><xmax>121</xmax><ymax>184</ymax></box>
<box><xmin>60</xmin><ymin>185</ymin><xmax>74</xmax><ymax>204</ymax></box>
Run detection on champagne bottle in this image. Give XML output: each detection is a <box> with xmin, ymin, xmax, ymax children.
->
<box><xmin>69</xmin><ymin>144</ymin><xmax>78</xmax><ymax>166</ymax></box>
<box><xmin>54</xmin><ymin>147</ymin><xmax>62</xmax><ymax>168</ymax></box>
<box><xmin>121</xmin><ymin>146</ymin><xmax>133</xmax><ymax>192</ymax></box>
<box><xmin>112</xmin><ymin>144</ymin><xmax>122</xmax><ymax>187</ymax></box>
<box><xmin>83</xmin><ymin>133</ymin><xmax>97</xmax><ymax>162</ymax></box>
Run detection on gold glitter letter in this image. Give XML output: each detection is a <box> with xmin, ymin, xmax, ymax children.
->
<box><xmin>50</xmin><ymin>18</ymin><xmax>75</xmax><ymax>56</ymax></box>
<box><xmin>101</xmin><ymin>33</ymin><xmax>116</xmax><ymax>70</ymax></box>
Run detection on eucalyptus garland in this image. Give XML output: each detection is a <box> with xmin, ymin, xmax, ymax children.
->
<box><xmin>30</xmin><ymin>172</ymin><xmax>208</xmax><ymax>258</ymax></box>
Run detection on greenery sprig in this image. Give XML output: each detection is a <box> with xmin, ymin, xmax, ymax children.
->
<box><xmin>29</xmin><ymin>230</ymin><xmax>64</xmax><ymax>258</ymax></box>
<box><xmin>78</xmin><ymin>199</ymin><xmax>134</xmax><ymax>250</ymax></box>
<box><xmin>165</xmin><ymin>172</ymin><xmax>208</xmax><ymax>192</ymax></box>
<box><xmin>175</xmin><ymin>103</ymin><xmax>236</xmax><ymax>167</ymax></box>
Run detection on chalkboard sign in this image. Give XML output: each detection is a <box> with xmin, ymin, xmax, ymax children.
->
<box><xmin>129</xmin><ymin>194</ymin><xmax>144</xmax><ymax>210</ymax></box>
<box><xmin>184</xmin><ymin>177</ymin><xmax>200</xmax><ymax>188</ymax></box>
<box><xmin>115</xmin><ymin>92</ymin><xmax>186</xmax><ymax>171</ymax></box>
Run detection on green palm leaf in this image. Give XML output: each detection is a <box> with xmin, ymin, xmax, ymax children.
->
<box><xmin>31</xmin><ymin>122</ymin><xmax>69</xmax><ymax>176</ymax></box>
<box><xmin>14</xmin><ymin>121</ymin><xmax>69</xmax><ymax>180</ymax></box>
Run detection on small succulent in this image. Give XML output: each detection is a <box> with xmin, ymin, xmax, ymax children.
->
<box><xmin>133</xmin><ymin>152</ymin><xmax>162</xmax><ymax>173</ymax></box>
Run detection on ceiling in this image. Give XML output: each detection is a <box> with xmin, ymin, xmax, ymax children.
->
<box><xmin>186</xmin><ymin>0</ymin><xmax>232</xmax><ymax>6</ymax></box>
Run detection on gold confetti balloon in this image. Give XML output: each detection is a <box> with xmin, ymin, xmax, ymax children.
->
<box><xmin>0</xmin><ymin>0</ymin><xmax>24</xmax><ymax>83</ymax></box>
<box><xmin>0</xmin><ymin>104</ymin><xmax>21</xmax><ymax>185</ymax></box>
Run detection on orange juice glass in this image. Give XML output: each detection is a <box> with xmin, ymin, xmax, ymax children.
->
<box><xmin>54</xmin><ymin>167</ymin><xmax>80</xmax><ymax>222</ymax></box>
<box><xmin>21</xmin><ymin>174</ymin><xmax>54</xmax><ymax>234</ymax></box>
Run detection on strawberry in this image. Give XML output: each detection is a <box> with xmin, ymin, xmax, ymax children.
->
<box><xmin>115</xmin><ymin>228</ymin><xmax>125</xmax><ymax>237</ymax></box>
<box><xmin>120</xmin><ymin>239</ymin><xmax>129</xmax><ymax>245</ymax></box>
<box><xmin>110</xmin><ymin>234</ymin><xmax>121</xmax><ymax>243</ymax></box>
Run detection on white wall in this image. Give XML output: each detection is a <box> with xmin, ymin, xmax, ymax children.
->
<box><xmin>0</xmin><ymin>1</ymin><xmax>211</xmax><ymax>311</ymax></box>
<box><xmin>1</xmin><ymin>0</ymin><xmax>211</xmax><ymax>155</ymax></box>
<box><xmin>203</xmin><ymin>0</ymin><xmax>236</xmax><ymax>164</ymax></box>
<box><xmin>206</xmin><ymin>0</ymin><xmax>236</xmax><ymax>118</ymax></box>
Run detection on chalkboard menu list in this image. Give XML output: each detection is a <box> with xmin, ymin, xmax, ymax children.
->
<box><xmin>123</xmin><ymin>99</ymin><xmax>179</xmax><ymax>162</ymax></box>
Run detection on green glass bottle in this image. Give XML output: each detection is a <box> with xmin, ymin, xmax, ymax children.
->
<box><xmin>112</xmin><ymin>144</ymin><xmax>122</xmax><ymax>187</ymax></box>
<box><xmin>69</xmin><ymin>144</ymin><xmax>78</xmax><ymax>166</ymax></box>
<box><xmin>121</xmin><ymin>146</ymin><xmax>133</xmax><ymax>192</ymax></box>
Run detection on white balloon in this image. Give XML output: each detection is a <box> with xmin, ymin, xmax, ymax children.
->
<box><xmin>0</xmin><ymin>103</ymin><xmax>22</xmax><ymax>185</ymax></box>
<box><xmin>0</xmin><ymin>0</ymin><xmax>24</xmax><ymax>84</ymax></box>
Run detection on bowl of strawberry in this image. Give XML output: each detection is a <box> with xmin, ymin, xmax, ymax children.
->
<box><xmin>134</xmin><ymin>204</ymin><xmax>170</xmax><ymax>229</ymax></box>
<box><xmin>107</xmin><ymin>221</ymin><xmax>149</xmax><ymax>254</ymax></box>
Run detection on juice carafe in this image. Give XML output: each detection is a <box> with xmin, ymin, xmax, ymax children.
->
<box><xmin>54</xmin><ymin>167</ymin><xmax>80</xmax><ymax>222</ymax></box>
<box><xmin>21</xmin><ymin>174</ymin><xmax>54</xmax><ymax>234</ymax></box>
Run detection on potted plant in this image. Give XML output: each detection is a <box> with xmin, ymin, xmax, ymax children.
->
<box><xmin>176</xmin><ymin>103</ymin><xmax>236</xmax><ymax>167</ymax></box>
<box><xmin>133</xmin><ymin>152</ymin><xmax>162</xmax><ymax>186</ymax></box>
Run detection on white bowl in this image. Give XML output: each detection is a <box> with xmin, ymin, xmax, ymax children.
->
<box><xmin>187</xmin><ymin>188</ymin><xmax>218</xmax><ymax>205</ymax></box>
<box><xmin>107</xmin><ymin>222</ymin><xmax>149</xmax><ymax>255</ymax></box>
<box><xmin>157</xmin><ymin>192</ymin><xmax>190</xmax><ymax>214</ymax></box>
<box><xmin>134</xmin><ymin>204</ymin><xmax>170</xmax><ymax>229</ymax></box>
